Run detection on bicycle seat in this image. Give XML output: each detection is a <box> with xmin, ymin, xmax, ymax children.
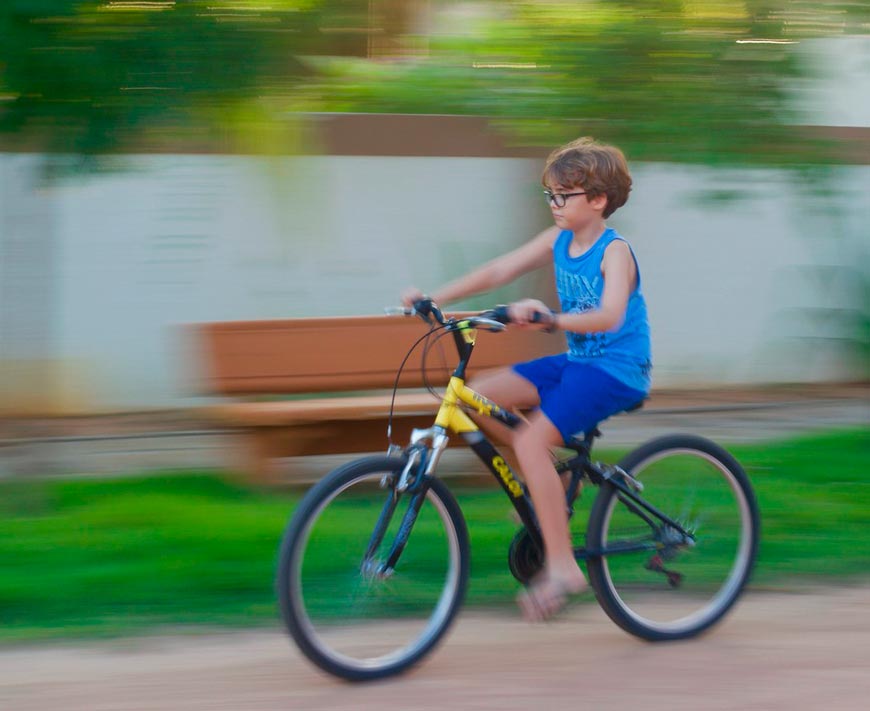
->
<box><xmin>564</xmin><ymin>398</ymin><xmax>647</xmax><ymax>451</ymax></box>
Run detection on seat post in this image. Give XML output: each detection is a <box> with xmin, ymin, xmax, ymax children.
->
<box><xmin>583</xmin><ymin>427</ymin><xmax>601</xmax><ymax>449</ymax></box>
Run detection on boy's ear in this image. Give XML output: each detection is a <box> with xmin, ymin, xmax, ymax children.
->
<box><xmin>589</xmin><ymin>193</ymin><xmax>608</xmax><ymax>213</ymax></box>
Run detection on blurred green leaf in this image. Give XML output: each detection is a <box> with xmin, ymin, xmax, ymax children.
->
<box><xmin>0</xmin><ymin>1</ymin><xmax>867</xmax><ymax>162</ymax></box>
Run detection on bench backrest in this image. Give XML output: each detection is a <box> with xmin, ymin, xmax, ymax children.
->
<box><xmin>192</xmin><ymin>315</ymin><xmax>563</xmax><ymax>396</ymax></box>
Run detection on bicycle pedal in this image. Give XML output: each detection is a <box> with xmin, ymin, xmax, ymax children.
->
<box><xmin>610</xmin><ymin>465</ymin><xmax>643</xmax><ymax>492</ymax></box>
<box><xmin>645</xmin><ymin>554</ymin><xmax>665</xmax><ymax>572</ymax></box>
<box><xmin>645</xmin><ymin>555</ymin><xmax>683</xmax><ymax>588</ymax></box>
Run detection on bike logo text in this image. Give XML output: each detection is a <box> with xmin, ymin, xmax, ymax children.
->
<box><xmin>492</xmin><ymin>456</ymin><xmax>523</xmax><ymax>498</ymax></box>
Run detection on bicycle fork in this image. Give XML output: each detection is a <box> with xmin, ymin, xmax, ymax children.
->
<box><xmin>362</xmin><ymin>428</ymin><xmax>452</xmax><ymax>579</ymax></box>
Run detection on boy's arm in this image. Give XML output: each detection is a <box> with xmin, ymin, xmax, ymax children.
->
<box><xmin>405</xmin><ymin>226</ymin><xmax>559</xmax><ymax>307</ymax></box>
<box><xmin>552</xmin><ymin>240</ymin><xmax>636</xmax><ymax>334</ymax></box>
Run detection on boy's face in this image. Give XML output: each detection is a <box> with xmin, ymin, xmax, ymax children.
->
<box><xmin>545</xmin><ymin>182</ymin><xmax>608</xmax><ymax>231</ymax></box>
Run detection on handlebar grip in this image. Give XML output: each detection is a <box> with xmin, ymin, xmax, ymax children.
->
<box><xmin>409</xmin><ymin>297</ymin><xmax>446</xmax><ymax>326</ymax></box>
<box><xmin>490</xmin><ymin>305</ymin><xmax>554</xmax><ymax>327</ymax></box>
<box><xmin>412</xmin><ymin>298</ymin><xmax>434</xmax><ymax>324</ymax></box>
<box><xmin>412</xmin><ymin>298</ymin><xmax>432</xmax><ymax>314</ymax></box>
<box><xmin>384</xmin><ymin>306</ymin><xmax>414</xmax><ymax>316</ymax></box>
<box><xmin>531</xmin><ymin>309</ymin><xmax>557</xmax><ymax>332</ymax></box>
<box><xmin>491</xmin><ymin>304</ymin><xmax>511</xmax><ymax>324</ymax></box>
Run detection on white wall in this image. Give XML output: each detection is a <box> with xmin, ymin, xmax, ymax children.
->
<box><xmin>0</xmin><ymin>153</ymin><xmax>866</xmax><ymax>413</ymax></box>
<box><xmin>619</xmin><ymin>164</ymin><xmax>868</xmax><ymax>385</ymax></box>
<box><xmin>791</xmin><ymin>36</ymin><xmax>870</xmax><ymax>128</ymax></box>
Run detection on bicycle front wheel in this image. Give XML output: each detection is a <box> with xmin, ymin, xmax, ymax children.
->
<box><xmin>586</xmin><ymin>435</ymin><xmax>759</xmax><ymax>641</ymax></box>
<box><xmin>276</xmin><ymin>456</ymin><xmax>470</xmax><ymax>681</ymax></box>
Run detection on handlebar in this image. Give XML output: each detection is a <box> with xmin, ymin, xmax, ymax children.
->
<box><xmin>384</xmin><ymin>299</ymin><xmax>555</xmax><ymax>332</ymax></box>
<box><xmin>383</xmin><ymin>299</ymin><xmax>446</xmax><ymax>324</ymax></box>
<box><xmin>485</xmin><ymin>305</ymin><xmax>554</xmax><ymax>330</ymax></box>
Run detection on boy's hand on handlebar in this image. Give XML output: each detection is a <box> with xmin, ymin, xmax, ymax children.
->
<box><xmin>508</xmin><ymin>299</ymin><xmax>556</xmax><ymax>330</ymax></box>
<box><xmin>401</xmin><ymin>287</ymin><xmax>426</xmax><ymax>308</ymax></box>
<box><xmin>398</xmin><ymin>288</ymin><xmax>445</xmax><ymax>325</ymax></box>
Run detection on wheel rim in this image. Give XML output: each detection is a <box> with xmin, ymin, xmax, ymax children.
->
<box><xmin>288</xmin><ymin>472</ymin><xmax>462</xmax><ymax>672</ymax></box>
<box><xmin>600</xmin><ymin>448</ymin><xmax>754</xmax><ymax>635</ymax></box>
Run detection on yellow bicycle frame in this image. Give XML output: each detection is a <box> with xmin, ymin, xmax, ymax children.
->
<box><xmin>433</xmin><ymin>376</ymin><xmax>485</xmax><ymax>433</ymax></box>
<box><xmin>432</xmin><ymin>323</ymin><xmax>515</xmax><ymax>434</ymax></box>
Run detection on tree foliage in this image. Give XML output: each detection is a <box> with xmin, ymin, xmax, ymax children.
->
<box><xmin>0</xmin><ymin>0</ymin><xmax>337</xmax><ymax>153</ymax></box>
<box><xmin>0</xmin><ymin>1</ymin><xmax>866</xmax><ymax>162</ymax></box>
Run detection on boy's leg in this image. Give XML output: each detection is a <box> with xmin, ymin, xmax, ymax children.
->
<box><xmin>473</xmin><ymin>363</ymin><xmax>588</xmax><ymax>618</ymax></box>
<box><xmin>470</xmin><ymin>365</ymin><xmax>576</xmax><ymax>502</ymax></box>
<box><xmin>469</xmin><ymin>366</ymin><xmax>574</xmax><ymax>493</ymax></box>
<box><xmin>510</xmin><ymin>363</ymin><xmax>645</xmax><ymax>619</ymax></box>
<box><xmin>514</xmin><ymin>411</ymin><xmax>587</xmax><ymax>620</ymax></box>
<box><xmin>467</xmin><ymin>367</ymin><xmax>540</xmax><ymax>445</ymax></box>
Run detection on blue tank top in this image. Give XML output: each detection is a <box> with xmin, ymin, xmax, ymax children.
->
<box><xmin>553</xmin><ymin>228</ymin><xmax>652</xmax><ymax>393</ymax></box>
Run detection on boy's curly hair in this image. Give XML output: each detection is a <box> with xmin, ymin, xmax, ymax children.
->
<box><xmin>542</xmin><ymin>137</ymin><xmax>632</xmax><ymax>218</ymax></box>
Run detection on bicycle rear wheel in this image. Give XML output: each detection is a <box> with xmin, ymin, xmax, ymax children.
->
<box><xmin>276</xmin><ymin>456</ymin><xmax>469</xmax><ymax>681</ymax></box>
<box><xmin>586</xmin><ymin>435</ymin><xmax>759</xmax><ymax>641</ymax></box>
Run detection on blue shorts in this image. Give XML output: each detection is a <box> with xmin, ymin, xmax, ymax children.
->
<box><xmin>512</xmin><ymin>354</ymin><xmax>647</xmax><ymax>443</ymax></box>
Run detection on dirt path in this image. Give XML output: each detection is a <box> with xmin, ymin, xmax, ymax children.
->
<box><xmin>1</xmin><ymin>586</ymin><xmax>868</xmax><ymax>710</ymax></box>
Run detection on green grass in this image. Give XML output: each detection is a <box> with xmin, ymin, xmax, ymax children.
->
<box><xmin>0</xmin><ymin>428</ymin><xmax>867</xmax><ymax>642</ymax></box>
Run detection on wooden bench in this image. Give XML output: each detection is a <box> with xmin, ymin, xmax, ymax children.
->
<box><xmin>189</xmin><ymin>314</ymin><xmax>562</xmax><ymax>484</ymax></box>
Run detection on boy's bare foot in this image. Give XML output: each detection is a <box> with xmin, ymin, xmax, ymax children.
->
<box><xmin>517</xmin><ymin>571</ymin><xmax>588</xmax><ymax>622</ymax></box>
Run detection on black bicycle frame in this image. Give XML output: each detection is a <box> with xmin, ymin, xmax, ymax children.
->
<box><xmin>374</xmin><ymin>315</ymin><xmax>695</xmax><ymax>571</ymax></box>
<box><xmin>466</xmin><ymin>422</ymin><xmax>697</xmax><ymax>562</ymax></box>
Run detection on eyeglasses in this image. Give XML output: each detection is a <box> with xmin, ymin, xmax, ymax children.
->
<box><xmin>543</xmin><ymin>190</ymin><xmax>588</xmax><ymax>208</ymax></box>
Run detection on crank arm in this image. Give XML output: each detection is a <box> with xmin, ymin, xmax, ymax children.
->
<box><xmin>645</xmin><ymin>554</ymin><xmax>684</xmax><ymax>588</ymax></box>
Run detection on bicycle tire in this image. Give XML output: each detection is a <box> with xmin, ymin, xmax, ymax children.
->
<box><xmin>586</xmin><ymin>434</ymin><xmax>759</xmax><ymax>641</ymax></box>
<box><xmin>276</xmin><ymin>456</ymin><xmax>470</xmax><ymax>681</ymax></box>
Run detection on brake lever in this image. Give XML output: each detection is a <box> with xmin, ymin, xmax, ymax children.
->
<box><xmin>484</xmin><ymin>304</ymin><xmax>554</xmax><ymax>330</ymax></box>
<box><xmin>473</xmin><ymin>317</ymin><xmax>506</xmax><ymax>332</ymax></box>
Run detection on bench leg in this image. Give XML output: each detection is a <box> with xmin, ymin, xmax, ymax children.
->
<box><xmin>234</xmin><ymin>429</ymin><xmax>283</xmax><ymax>486</ymax></box>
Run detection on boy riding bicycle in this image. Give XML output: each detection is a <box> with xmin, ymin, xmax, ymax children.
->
<box><xmin>402</xmin><ymin>137</ymin><xmax>652</xmax><ymax>621</ymax></box>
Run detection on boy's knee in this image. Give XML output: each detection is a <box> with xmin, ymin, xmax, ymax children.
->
<box><xmin>514</xmin><ymin>416</ymin><xmax>563</xmax><ymax>452</ymax></box>
<box><xmin>513</xmin><ymin>424</ymin><xmax>548</xmax><ymax>451</ymax></box>
<box><xmin>467</xmin><ymin>370</ymin><xmax>500</xmax><ymax>397</ymax></box>
<box><xmin>466</xmin><ymin>375</ymin><xmax>485</xmax><ymax>395</ymax></box>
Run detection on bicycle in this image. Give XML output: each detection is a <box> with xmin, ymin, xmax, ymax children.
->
<box><xmin>276</xmin><ymin>300</ymin><xmax>760</xmax><ymax>682</ymax></box>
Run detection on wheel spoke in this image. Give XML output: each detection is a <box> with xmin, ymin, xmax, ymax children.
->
<box><xmin>586</xmin><ymin>436</ymin><xmax>759</xmax><ymax>640</ymax></box>
<box><xmin>277</xmin><ymin>457</ymin><xmax>469</xmax><ymax>680</ymax></box>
